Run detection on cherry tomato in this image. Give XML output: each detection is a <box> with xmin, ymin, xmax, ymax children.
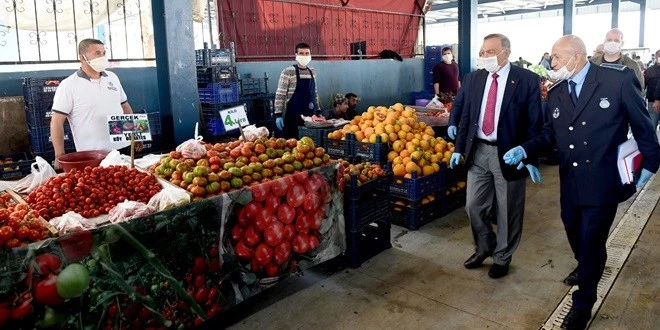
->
<box><xmin>191</xmin><ymin>257</ymin><xmax>207</xmax><ymax>274</ymax></box>
<box><xmin>0</xmin><ymin>226</ymin><xmax>13</xmax><ymax>241</ymax></box>
<box><xmin>254</xmin><ymin>243</ymin><xmax>273</xmax><ymax>266</ymax></box>
<box><xmin>263</xmin><ymin>221</ymin><xmax>285</xmax><ymax>247</ymax></box>
<box><xmin>277</xmin><ymin>204</ymin><xmax>296</xmax><ymax>225</ymax></box>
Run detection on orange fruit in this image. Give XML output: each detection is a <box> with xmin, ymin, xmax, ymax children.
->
<box><xmin>354</xmin><ymin>131</ymin><xmax>365</xmax><ymax>142</ymax></box>
<box><xmin>400</xmin><ymin>150</ymin><xmax>410</xmax><ymax>158</ymax></box>
<box><xmin>432</xmin><ymin>163</ymin><xmax>440</xmax><ymax>173</ymax></box>
<box><xmin>393</xmin><ymin>164</ymin><xmax>406</xmax><ymax>177</ymax></box>
<box><xmin>420</xmin><ymin>140</ymin><xmax>430</xmax><ymax>150</ymax></box>
<box><xmin>422</xmin><ymin>165</ymin><xmax>434</xmax><ymax>176</ymax></box>
<box><xmin>393</xmin><ymin>156</ymin><xmax>403</xmax><ymax>166</ymax></box>
<box><xmin>389</xmin><ymin>133</ymin><xmax>398</xmax><ymax>142</ymax></box>
<box><xmin>379</xmin><ymin>133</ymin><xmax>389</xmax><ymax>143</ymax></box>
<box><xmin>405</xmin><ymin>162</ymin><xmax>421</xmax><ymax>175</ymax></box>
<box><xmin>398</xmin><ymin>130</ymin><xmax>407</xmax><ymax>140</ymax></box>
<box><xmin>402</xmin><ymin>157</ymin><xmax>411</xmax><ymax>165</ymax></box>
<box><xmin>392</xmin><ymin>140</ymin><xmax>404</xmax><ymax>152</ymax></box>
<box><xmin>443</xmin><ymin>151</ymin><xmax>453</xmax><ymax>159</ymax></box>
<box><xmin>388</xmin><ymin>150</ymin><xmax>399</xmax><ymax>161</ymax></box>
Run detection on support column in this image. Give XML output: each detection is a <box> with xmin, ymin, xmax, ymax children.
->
<box><xmin>563</xmin><ymin>0</ymin><xmax>575</xmax><ymax>35</ymax></box>
<box><xmin>639</xmin><ymin>0</ymin><xmax>646</xmax><ymax>47</ymax></box>
<box><xmin>458</xmin><ymin>0</ymin><xmax>477</xmax><ymax>78</ymax></box>
<box><xmin>611</xmin><ymin>0</ymin><xmax>620</xmax><ymax>28</ymax></box>
<box><xmin>151</xmin><ymin>0</ymin><xmax>200</xmax><ymax>148</ymax></box>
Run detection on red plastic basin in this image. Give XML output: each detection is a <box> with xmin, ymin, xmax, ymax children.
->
<box><xmin>57</xmin><ymin>150</ymin><xmax>108</xmax><ymax>172</ymax></box>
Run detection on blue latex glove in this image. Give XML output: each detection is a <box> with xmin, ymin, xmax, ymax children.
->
<box><xmin>517</xmin><ymin>162</ymin><xmax>542</xmax><ymax>183</ymax></box>
<box><xmin>447</xmin><ymin>125</ymin><xmax>457</xmax><ymax>140</ymax></box>
<box><xmin>276</xmin><ymin>117</ymin><xmax>284</xmax><ymax>130</ymax></box>
<box><xmin>449</xmin><ymin>153</ymin><xmax>462</xmax><ymax>169</ymax></box>
<box><xmin>503</xmin><ymin>146</ymin><xmax>527</xmax><ymax>165</ymax></box>
<box><xmin>635</xmin><ymin>168</ymin><xmax>653</xmax><ymax>189</ymax></box>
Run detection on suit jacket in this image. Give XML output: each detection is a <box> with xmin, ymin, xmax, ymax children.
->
<box><xmin>455</xmin><ymin>65</ymin><xmax>543</xmax><ymax>182</ymax></box>
<box><xmin>522</xmin><ymin>64</ymin><xmax>660</xmax><ymax>206</ymax></box>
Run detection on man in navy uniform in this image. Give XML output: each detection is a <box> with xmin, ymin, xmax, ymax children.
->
<box><xmin>449</xmin><ymin>33</ymin><xmax>543</xmax><ymax>279</ymax></box>
<box><xmin>503</xmin><ymin>35</ymin><xmax>660</xmax><ymax>330</ymax></box>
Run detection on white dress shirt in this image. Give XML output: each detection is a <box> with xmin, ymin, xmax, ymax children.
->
<box><xmin>477</xmin><ymin>61</ymin><xmax>511</xmax><ymax>141</ymax></box>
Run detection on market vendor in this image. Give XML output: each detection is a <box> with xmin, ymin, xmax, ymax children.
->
<box><xmin>50</xmin><ymin>38</ymin><xmax>142</xmax><ymax>169</ymax></box>
<box><xmin>322</xmin><ymin>94</ymin><xmax>349</xmax><ymax>120</ymax></box>
<box><xmin>274</xmin><ymin>42</ymin><xmax>321</xmax><ymax>138</ymax></box>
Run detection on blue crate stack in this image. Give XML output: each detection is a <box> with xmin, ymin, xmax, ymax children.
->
<box><xmin>424</xmin><ymin>44</ymin><xmax>453</xmax><ymax>94</ymax></box>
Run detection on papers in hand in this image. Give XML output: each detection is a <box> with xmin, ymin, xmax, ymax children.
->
<box><xmin>618</xmin><ymin>138</ymin><xmax>644</xmax><ymax>184</ymax></box>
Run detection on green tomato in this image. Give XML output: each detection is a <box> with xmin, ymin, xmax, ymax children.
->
<box><xmin>36</xmin><ymin>307</ymin><xmax>63</xmax><ymax>328</ymax></box>
<box><xmin>56</xmin><ymin>263</ymin><xmax>90</xmax><ymax>298</ymax></box>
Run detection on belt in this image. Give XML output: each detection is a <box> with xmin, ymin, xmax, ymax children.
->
<box><xmin>476</xmin><ymin>138</ymin><xmax>497</xmax><ymax>146</ymax></box>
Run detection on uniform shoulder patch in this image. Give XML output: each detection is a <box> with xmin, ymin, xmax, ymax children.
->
<box><xmin>599</xmin><ymin>63</ymin><xmax>628</xmax><ymax>71</ymax></box>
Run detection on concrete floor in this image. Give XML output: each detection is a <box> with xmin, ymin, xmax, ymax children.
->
<box><xmin>222</xmin><ymin>165</ymin><xmax>660</xmax><ymax>330</ymax></box>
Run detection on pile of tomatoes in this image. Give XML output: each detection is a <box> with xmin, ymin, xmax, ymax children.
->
<box><xmin>25</xmin><ymin>166</ymin><xmax>162</xmax><ymax>220</ymax></box>
<box><xmin>230</xmin><ymin>171</ymin><xmax>330</xmax><ymax>277</ymax></box>
<box><xmin>0</xmin><ymin>193</ymin><xmax>52</xmax><ymax>249</ymax></box>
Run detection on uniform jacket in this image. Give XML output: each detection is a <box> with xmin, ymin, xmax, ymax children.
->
<box><xmin>455</xmin><ymin>65</ymin><xmax>544</xmax><ymax>182</ymax></box>
<box><xmin>522</xmin><ymin>64</ymin><xmax>660</xmax><ymax>206</ymax></box>
<box><xmin>591</xmin><ymin>53</ymin><xmax>644</xmax><ymax>90</ymax></box>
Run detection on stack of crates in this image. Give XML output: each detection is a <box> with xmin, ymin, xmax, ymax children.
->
<box><xmin>324</xmin><ymin>133</ymin><xmax>353</xmax><ymax>160</ymax></box>
<box><xmin>425</xmin><ymin>45</ymin><xmax>452</xmax><ymax>93</ymax></box>
<box><xmin>22</xmin><ymin>77</ymin><xmax>75</xmax><ymax>162</ymax></box>
<box><xmin>352</xmin><ymin>135</ymin><xmax>389</xmax><ymax>165</ymax></box>
<box><xmin>389</xmin><ymin>167</ymin><xmax>447</xmax><ymax>230</ymax></box>
<box><xmin>298</xmin><ymin>126</ymin><xmax>330</xmax><ymax>149</ymax></box>
<box><xmin>0</xmin><ymin>152</ymin><xmax>33</xmax><ymax>180</ymax></box>
<box><xmin>139</xmin><ymin>112</ymin><xmax>163</xmax><ymax>155</ymax></box>
<box><xmin>344</xmin><ymin>172</ymin><xmax>393</xmax><ymax>268</ymax></box>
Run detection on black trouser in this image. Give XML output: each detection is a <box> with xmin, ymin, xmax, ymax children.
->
<box><xmin>560</xmin><ymin>200</ymin><xmax>617</xmax><ymax>311</ymax></box>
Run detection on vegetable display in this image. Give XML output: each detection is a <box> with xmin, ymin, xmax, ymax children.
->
<box><xmin>0</xmin><ymin>193</ymin><xmax>53</xmax><ymax>249</ymax></box>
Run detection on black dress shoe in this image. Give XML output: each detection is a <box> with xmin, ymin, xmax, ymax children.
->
<box><xmin>488</xmin><ymin>264</ymin><xmax>509</xmax><ymax>278</ymax></box>
<box><xmin>463</xmin><ymin>253</ymin><xmax>488</xmax><ymax>269</ymax></box>
<box><xmin>563</xmin><ymin>268</ymin><xmax>579</xmax><ymax>286</ymax></box>
<box><xmin>560</xmin><ymin>307</ymin><xmax>591</xmax><ymax>330</ymax></box>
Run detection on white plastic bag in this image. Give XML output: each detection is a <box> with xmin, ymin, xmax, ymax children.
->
<box><xmin>134</xmin><ymin>153</ymin><xmax>166</xmax><ymax>169</ymax></box>
<box><xmin>147</xmin><ymin>187</ymin><xmax>191</xmax><ymax>211</ymax></box>
<box><xmin>50</xmin><ymin>211</ymin><xmax>96</xmax><ymax>234</ymax></box>
<box><xmin>13</xmin><ymin>156</ymin><xmax>57</xmax><ymax>194</ymax></box>
<box><xmin>238</xmin><ymin>125</ymin><xmax>269</xmax><ymax>141</ymax></box>
<box><xmin>426</xmin><ymin>96</ymin><xmax>445</xmax><ymax>109</ymax></box>
<box><xmin>176</xmin><ymin>123</ymin><xmax>207</xmax><ymax>159</ymax></box>
<box><xmin>109</xmin><ymin>200</ymin><xmax>156</xmax><ymax>223</ymax></box>
<box><xmin>100</xmin><ymin>150</ymin><xmax>131</xmax><ymax>168</ymax></box>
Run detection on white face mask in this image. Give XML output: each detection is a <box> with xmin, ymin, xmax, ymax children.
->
<box><xmin>477</xmin><ymin>51</ymin><xmax>504</xmax><ymax>73</ymax></box>
<box><xmin>442</xmin><ymin>54</ymin><xmax>453</xmax><ymax>63</ymax></box>
<box><xmin>547</xmin><ymin>56</ymin><xmax>576</xmax><ymax>81</ymax></box>
<box><xmin>296</xmin><ymin>55</ymin><xmax>312</xmax><ymax>67</ymax></box>
<box><xmin>603</xmin><ymin>41</ymin><xmax>621</xmax><ymax>55</ymax></box>
<box><xmin>83</xmin><ymin>54</ymin><xmax>109</xmax><ymax>73</ymax></box>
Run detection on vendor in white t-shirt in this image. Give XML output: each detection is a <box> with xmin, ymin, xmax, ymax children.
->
<box><xmin>50</xmin><ymin>38</ymin><xmax>143</xmax><ymax>169</ymax></box>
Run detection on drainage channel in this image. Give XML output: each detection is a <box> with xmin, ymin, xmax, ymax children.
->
<box><xmin>541</xmin><ymin>174</ymin><xmax>660</xmax><ymax>330</ymax></box>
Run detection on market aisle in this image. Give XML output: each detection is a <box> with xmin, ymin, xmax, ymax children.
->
<box><xmin>226</xmin><ymin>164</ymin><xmax>659</xmax><ymax>329</ymax></box>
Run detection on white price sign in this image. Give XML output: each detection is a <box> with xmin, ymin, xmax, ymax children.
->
<box><xmin>219</xmin><ymin>104</ymin><xmax>249</xmax><ymax>131</ymax></box>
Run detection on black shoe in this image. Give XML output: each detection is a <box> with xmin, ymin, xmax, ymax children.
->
<box><xmin>563</xmin><ymin>268</ymin><xmax>579</xmax><ymax>286</ymax></box>
<box><xmin>560</xmin><ymin>307</ymin><xmax>591</xmax><ymax>330</ymax></box>
<box><xmin>463</xmin><ymin>253</ymin><xmax>488</xmax><ymax>269</ymax></box>
<box><xmin>488</xmin><ymin>263</ymin><xmax>509</xmax><ymax>278</ymax></box>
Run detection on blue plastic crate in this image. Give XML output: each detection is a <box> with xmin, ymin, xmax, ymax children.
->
<box><xmin>411</xmin><ymin>90</ymin><xmax>432</xmax><ymax>104</ymax></box>
<box><xmin>298</xmin><ymin>126</ymin><xmax>328</xmax><ymax>149</ymax></box>
<box><xmin>390</xmin><ymin>197</ymin><xmax>443</xmax><ymax>230</ymax></box>
<box><xmin>198</xmin><ymin>82</ymin><xmax>240</xmax><ymax>104</ymax></box>
<box><xmin>345</xmin><ymin>189</ymin><xmax>390</xmax><ymax>232</ymax></box>
<box><xmin>24</xmin><ymin>101</ymin><xmax>54</xmax><ymax>128</ymax></box>
<box><xmin>28</xmin><ymin>124</ymin><xmax>75</xmax><ymax>153</ymax></box>
<box><xmin>0</xmin><ymin>152</ymin><xmax>33</xmax><ymax>180</ymax></box>
<box><xmin>444</xmin><ymin>164</ymin><xmax>468</xmax><ymax>188</ymax></box>
<box><xmin>352</xmin><ymin>138</ymin><xmax>389</xmax><ymax>165</ymax></box>
<box><xmin>201</xmin><ymin>103</ymin><xmax>243</xmax><ymax>136</ymax></box>
<box><xmin>324</xmin><ymin>137</ymin><xmax>352</xmax><ymax>159</ymax></box>
<box><xmin>22</xmin><ymin>77</ymin><xmax>66</xmax><ymax>105</ymax></box>
<box><xmin>441</xmin><ymin>187</ymin><xmax>467</xmax><ymax>216</ymax></box>
<box><xmin>146</xmin><ymin>112</ymin><xmax>162</xmax><ymax>135</ymax></box>
<box><xmin>389</xmin><ymin>167</ymin><xmax>445</xmax><ymax>201</ymax></box>
<box><xmin>241</xmin><ymin>78</ymin><xmax>267</xmax><ymax>95</ymax></box>
<box><xmin>345</xmin><ymin>219</ymin><xmax>391</xmax><ymax>268</ymax></box>
<box><xmin>344</xmin><ymin>171</ymin><xmax>392</xmax><ymax>200</ymax></box>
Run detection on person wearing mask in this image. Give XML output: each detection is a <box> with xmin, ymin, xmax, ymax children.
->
<box><xmin>345</xmin><ymin>93</ymin><xmax>359</xmax><ymax>120</ymax></box>
<box><xmin>592</xmin><ymin>44</ymin><xmax>605</xmax><ymax>59</ymax></box>
<box><xmin>50</xmin><ymin>38</ymin><xmax>142</xmax><ymax>169</ymax></box>
<box><xmin>591</xmin><ymin>29</ymin><xmax>644</xmax><ymax>90</ymax></box>
<box><xmin>274</xmin><ymin>43</ymin><xmax>321</xmax><ymax>138</ymax></box>
<box><xmin>432</xmin><ymin>47</ymin><xmax>460</xmax><ymax>96</ymax></box>
<box><xmin>644</xmin><ymin>49</ymin><xmax>660</xmax><ymax>131</ymax></box>
<box><xmin>322</xmin><ymin>94</ymin><xmax>349</xmax><ymax>120</ymax></box>
<box><xmin>503</xmin><ymin>35</ymin><xmax>660</xmax><ymax>330</ymax></box>
<box><xmin>450</xmin><ymin>33</ymin><xmax>543</xmax><ymax>279</ymax></box>
<box><xmin>540</xmin><ymin>52</ymin><xmax>552</xmax><ymax>70</ymax></box>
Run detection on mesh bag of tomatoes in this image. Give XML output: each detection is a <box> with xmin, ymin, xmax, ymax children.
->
<box><xmin>227</xmin><ymin>171</ymin><xmax>331</xmax><ymax>278</ymax></box>
<box><xmin>0</xmin><ymin>201</ymin><xmax>52</xmax><ymax>249</ymax></box>
<box><xmin>25</xmin><ymin>166</ymin><xmax>162</xmax><ymax>220</ymax></box>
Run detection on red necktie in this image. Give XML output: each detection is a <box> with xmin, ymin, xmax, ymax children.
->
<box><xmin>482</xmin><ymin>73</ymin><xmax>499</xmax><ymax>136</ymax></box>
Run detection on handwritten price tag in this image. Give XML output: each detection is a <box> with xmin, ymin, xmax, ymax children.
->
<box><xmin>219</xmin><ymin>105</ymin><xmax>249</xmax><ymax>131</ymax></box>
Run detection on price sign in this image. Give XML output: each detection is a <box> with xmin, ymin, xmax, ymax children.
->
<box><xmin>107</xmin><ymin>114</ymin><xmax>152</xmax><ymax>143</ymax></box>
<box><xmin>219</xmin><ymin>104</ymin><xmax>249</xmax><ymax>131</ymax></box>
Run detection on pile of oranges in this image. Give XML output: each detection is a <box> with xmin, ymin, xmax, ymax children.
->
<box><xmin>327</xmin><ymin>103</ymin><xmax>455</xmax><ymax>179</ymax></box>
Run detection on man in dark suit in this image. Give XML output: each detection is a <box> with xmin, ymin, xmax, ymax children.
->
<box><xmin>503</xmin><ymin>35</ymin><xmax>660</xmax><ymax>330</ymax></box>
<box><xmin>449</xmin><ymin>33</ymin><xmax>543</xmax><ymax>279</ymax></box>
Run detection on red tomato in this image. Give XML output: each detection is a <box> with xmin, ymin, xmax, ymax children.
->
<box><xmin>237</xmin><ymin>208</ymin><xmax>250</xmax><ymax>227</ymax></box>
<box><xmin>250</xmin><ymin>184</ymin><xmax>270</xmax><ymax>202</ymax></box>
<box><xmin>234</xmin><ymin>241</ymin><xmax>254</xmax><ymax>261</ymax></box>
<box><xmin>292</xmin><ymin>234</ymin><xmax>310</xmax><ymax>255</ymax></box>
<box><xmin>35</xmin><ymin>253</ymin><xmax>62</xmax><ymax>275</ymax></box>
<box><xmin>208</xmin><ymin>258</ymin><xmax>221</xmax><ymax>273</ymax></box>
<box><xmin>265</xmin><ymin>263</ymin><xmax>280</xmax><ymax>277</ymax></box>
<box><xmin>243</xmin><ymin>226</ymin><xmax>261</xmax><ymax>247</ymax></box>
<box><xmin>10</xmin><ymin>297</ymin><xmax>32</xmax><ymax>320</ymax></box>
<box><xmin>0</xmin><ymin>226</ymin><xmax>13</xmax><ymax>241</ymax></box>
<box><xmin>283</xmin><ymin>224</ymin><xmax>296</xmax><ymax>242</ymax></box>
<box><xmin>295</xmin><ymin>215</ymin><xmax>311</xmax><ymax>233</ymax></box>
<box><xmin>273</xmin><ymin>241</ymin><xmax>292</xmax><ymax>265</ymax></box>
<box><xmin>15</xmin><ymin>226</ymin><xmax>30</xmax><ymax>239</ymax></box>
<box><xmin>253</xmin><ymin>210</ymin><xmax>275</xmax><ymax>232</ymax></box>
<box><xmin>33</xmin><ymin>274</ymin><xmax>64</xmax><ymax>306</ymax></box>
<box><xmin>309</xmin><ymin>210</ymin><xmax>324</xmax><ymax>231</ymax></box>
<box><xmin>0</xmin><ymin>209</ymin><xmax>10</xmax><ymax>221</ymax></box>
<box><xmin>191</xmin><ymin>257</ymin><xmax>207</xmax><ymax>274</ymax></box>
<box><xmin>303</xmin><ymin>192</ymin><xmax>321</xmax><ymax>212</ymax></box>
<box><xmin>286</xmin><ymin>184</ymin><xmax>306</xmax><ymax>208</ymax></box>
<box><xmin>207</xmin><ymin>303</ymin><xmax>222</xmax><ymax>318</ymax></box>
<box><xmin>194</xmin><ymin>274</ymin><xmax>205</xmax><ymax>289</ymax></box>
<box><xmin>277</xmin><ymin>204</ymin><xmax>296</xmax><ymax>225</ymax></box>
<box><xmin>270</xmin><ymin>180</ymin><xmax>288</xmax><ymax>197</ymax></box>
<box><xmin>243</xmin><ymin>201</ymin><xmax>262</xmax><ymax>220</ymax></box>
<box><xmin>254</xmin><ymin>243</ymin><xmax>273</xmax><ymax>266</ymax></box>
<box><xmin>194</xmin><ymin>288</ymin><xmax>208</xmax><ymax>303</ymax></box>
<box><xmin>263</xmin><ymin>221</ymin><xmax>285</xmax><ymax>247</ymax></box>
<box><xmin>264</xmin><ymin>194</ymin><xmax>281</xmax><ymax>212</ymax></box>
<box><xmin>207</xmin><ymin>287</ymin><xmax>219</xmax><ymax>303</ymax></box>
<box><xmin>59</xmin><ymin>230</ymin><xmax>93</xmax><ymax>262</ymax></box>
<box><xmin>250</xmin><ymin>258</ymin><xmax>264</xmax><ymax>272</ymax></box>
<box><xmin>230</xmin><ymin>226</ymin><xmax>243</xmax><ymax>243</ymax></box>
<box><xmin>308</xmin><ymin>235</ymin><xmax>320</xmax><ymax>250</ymax></box>
<box><xmin>293</xmin><ymin>170</ymin><xmax>309</xmax><ymax>185</ymax></box>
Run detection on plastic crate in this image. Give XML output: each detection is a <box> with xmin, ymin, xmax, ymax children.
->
<box><xmin>345</xmin><ymin>219</ymin><xmax>392</xmax><ymax>268</ymax></box>
<box><xmin>343</xmin><ymin>171</ymin><xmax>392</xmax><ymax>200</ymax></box>
<box><xmin>441</xmin><ymin>187</ymin><xmax>467</xmax><ymax>216</ymax></box>
<box><xmin>195</xmin><ymin>49</ymin><xmax>232</xmax><ymax>67</ymax></box>
<box><xmin>22</xmin><ymin>77</ymin><xmax>65</xmax><ymax>104</ymax></box>
<box><xmin>146</xmin><ymin>112</ymin><xmax>162</xmax><ymax>135</ymax></box>
<box><xmin>198</xmin><ymin>82</ymin><xmax>240</xmax><ymax>104</ymax></box>
<box><xmin>201</xmin><ymin>103</ymin><xmax>243</xmax><ymax>136</ymax></box>
<box><xmin>241</xmin><ymin>78</ymin><xmax>267</xmax><ymax>95</ymax></box>
<box><xmin>324</xmin><ymin>138</ymin><xmax>352</xmax><ymax>159</ymax></box>
<box><xmin>345</xmin><ymin>189</ymin><xmax>390</xmax><ymax>232</ymax></box>
<box><xmin>444</xmin><ymin>164</ymin><xmax>468</xmax><ymax>187</ymax></box>
<box><xmin>411</xmin><ymin>90</ymin><xmax>432</xmax><ymax>104</ymax></box>
<box><xmin>298</xmin><ymin>126</ymin><xmax>328</xmax><ymax>149</ymax></box>
<box><xmin>389</xmin><ymin>168</ymin><xmax>445</xmax><ymax>201</ymax></box>
<box><xmin>353</xmin><ymin>137</ymin><xmax>389</xmax><ymax>165</ymax></box>
<box><xmin>196</xmin><ymin>67</ymin><xmax>234</xmax><ymax>85</ymax></box>
<box><xmin>0</xmin><ymin>152</ymin><xmax>33</xmax><ymax>180</ymax></box>
<box><xmin>28</xmin><ymin>125</ymin><xmax>75</xmax><ymax>153</ymax></box>
<box><xmin>250</xmin><ymin>95</ymin><xmax>275</xmax><ymax>122</ymax></box>
<box><xmin>24</xmin><ymin>101</ymin><xmax>54</xmax><ymax>128</ymax></box>
<box><xmin>390</xmin><ymin>197</ymin><xmax>443</xmax><ymax>230</ymax></box>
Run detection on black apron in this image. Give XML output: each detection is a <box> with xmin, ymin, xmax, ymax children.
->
<box><xmin>283</xmin><ymin>65</ymin><xmax>317</xmax><ymax>139</ymax></box>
